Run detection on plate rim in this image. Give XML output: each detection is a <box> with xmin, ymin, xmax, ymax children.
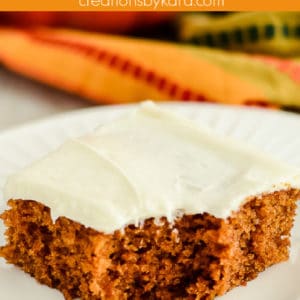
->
<box><xmin>1</xmin><ymin>101</ymin><xmax>300</xmax><ymax>139</ymax></box>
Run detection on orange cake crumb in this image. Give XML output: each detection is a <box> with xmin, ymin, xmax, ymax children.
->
<box><xmin>1</xmin><ymin>189</ymin><xmax>299</xmax><ymax>299</ymax></box>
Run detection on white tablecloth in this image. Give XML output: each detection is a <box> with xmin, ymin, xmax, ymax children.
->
<box><xmin>0</xmin><ymin>68</ymin><xmax>90</xmax><ymax>131</ymax></box>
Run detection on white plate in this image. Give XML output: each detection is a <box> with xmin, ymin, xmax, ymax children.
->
<box><xmin>1</xmin><ymin>102</ymin><xmax>300</xmax><ymax>300</ymax></box>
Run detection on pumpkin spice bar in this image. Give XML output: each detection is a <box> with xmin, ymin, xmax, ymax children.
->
<box><xmin>1</xmin><ymin>102</ymin><xmax>300</xmax><ymax>299</ymax></box>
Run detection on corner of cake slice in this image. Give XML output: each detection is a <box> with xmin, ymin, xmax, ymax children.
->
<box><xmin>1</xmin><ymin>101</ymin><xmax>300</xmax><ymax>300</ymax></box>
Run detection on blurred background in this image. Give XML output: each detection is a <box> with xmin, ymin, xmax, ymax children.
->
<box><xmin>1</xmin><ymin>11</ymin><xmax>300</xmax><ymax>130</ymax></box>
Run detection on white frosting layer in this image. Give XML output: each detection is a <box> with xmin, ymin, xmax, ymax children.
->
<box><xmin>4</xmin><ymin>102</ymin><xmax>300</xmax><ymax>233</ymax></box>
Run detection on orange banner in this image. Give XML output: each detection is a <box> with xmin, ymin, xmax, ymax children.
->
<box><xmin>0</xmin><ymin>0</ymin><xmax>299</xmax><ymax>11</ymax></box>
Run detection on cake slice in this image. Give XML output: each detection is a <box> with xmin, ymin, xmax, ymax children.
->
<box><xmin>1</xmin><ymin>102</ymin><xmax>300</xmax><ymax>300</ymax></box>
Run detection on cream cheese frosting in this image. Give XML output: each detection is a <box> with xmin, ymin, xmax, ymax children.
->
<box><xmin>4</xmin><ymin>102</ymin><xmax>300</xmax><ymax>233</ymax></box>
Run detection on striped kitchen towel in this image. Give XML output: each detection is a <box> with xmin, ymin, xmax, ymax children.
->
<box><xmin>1</xmin><ymin>27</ymin><xmax>300</xmax><ymax>108</ymax></box>
<box><xmin>179</xmin><ymin>12</ymin><xmax>300</xmax><ymax>57</ymax></box>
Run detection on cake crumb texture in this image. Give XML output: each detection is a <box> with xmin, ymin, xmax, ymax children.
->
<box><xmin>1</xmin><ymin>189</ymin><xmax>299</xmax><ymax>300</ymax></box>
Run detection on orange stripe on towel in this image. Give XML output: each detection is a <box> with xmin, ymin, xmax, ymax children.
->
<box><xmin>28</xmin><ymin>32</ymin><xmax>209</xmax><ymax>103</ymax></box>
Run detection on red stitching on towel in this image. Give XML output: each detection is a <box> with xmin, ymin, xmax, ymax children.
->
<box><xmin>146</xmin><ymin>71</ymin><xmax>155</xmax><ymax>84</ymax></box>
<box><xmin>133</xmin><ymin>65</ymin><xmax>142</xmax><ymax>79</ymax></box>
<box><xmin>169</xmin><ymin>83</ymin><xmax>178</xmax><ymax>97</ymax></box>
<box><xmin>121</xmin><ymin>59</ymin><xmax>131</xmax><ymax>72</ymax></box>
<box><xmin>195</xmin><ymin>94</ymin><xmax>206</xmax><ymax>102</ymax></box>
<box><xmin>27</xmin><ymin>33</ymin><xmax>209</xmax><ymax>102</ymax></box>
<box><xmin>96</xmin><ymin>50</ymin><xmax>107</xmax><ymax>60</ymax></box>
<box><xmin>157</xmin><ymin>77</ymin><xmax>166</xmax><ymax>91</ymax></box>
<box><xmin>182</xmin><ymin>90</ymin><xmax>191</xmax><ymax>101</ymax></box>
<box><xmin>109</xmin><ymin>55</ymin><xmax>118</xmax><ymax>67</ymax></box>
<box><xmin>244</xmin><ymin>100</ymin><xmax>276</xmax><ymax>108</ymax></box>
